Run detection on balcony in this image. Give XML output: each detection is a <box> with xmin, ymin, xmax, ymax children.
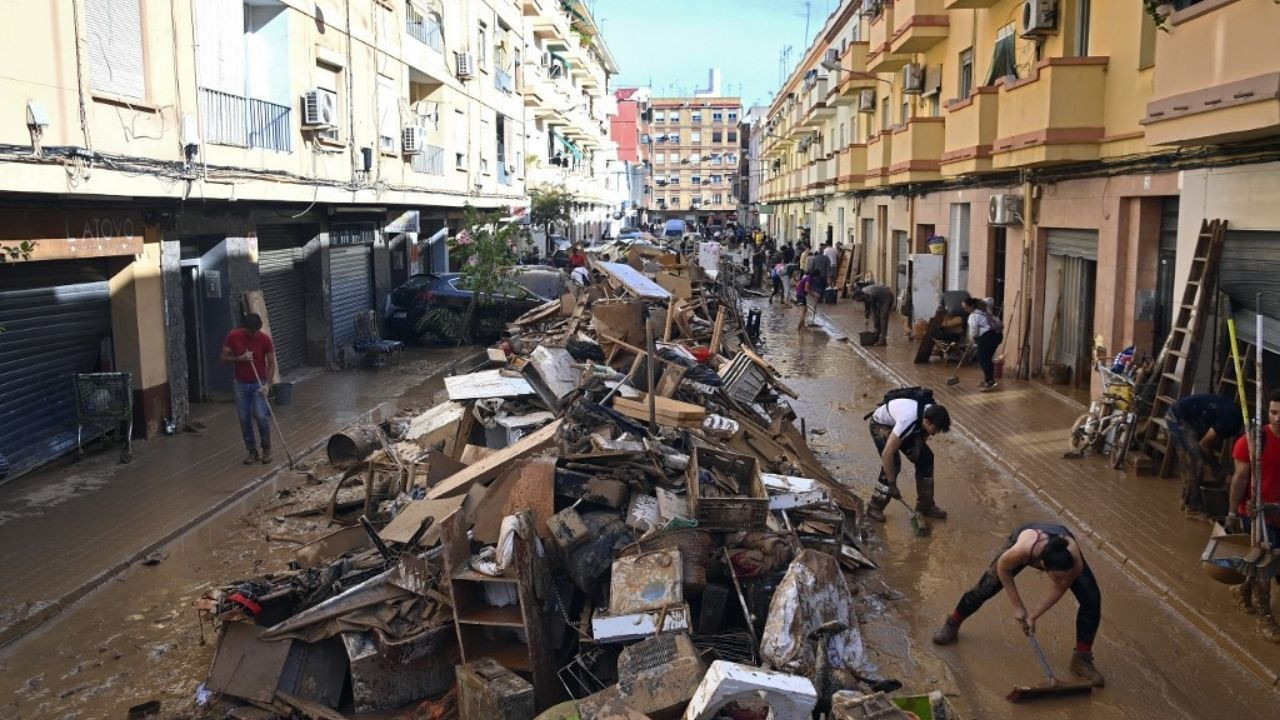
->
<box><xmin>1142</xmin><ymin>0</ymin><xmax>1280</xmax><ymax>146</ymax></box>
<box><xmin>199</xmin><ymin>88</ymin><xmax>292</xmax><ymax>153</ymax></box>
<box><xmin>887</xmin><ymin>117</ymin><xmax>944</xmax><ymax>184</ymax></box>
<box><xmin>802</xmin><ymin>76</ymin><xmax>836</xmax><ymax>127</ymax></box>
<box><xmin>940</xmin><ymin>86</ymin><xmax>1000</xmax><ymax>176</ymax></box>
<box><xmin>991</xmin><ymin>57</ymin><xmax>1109</xmax><ymax>169</ymax></box>
<box><xmin>406</xmin><ymin>5</ymin><xmax>443</xmax><ymax>52</ymax></box>
<box><xmin>944</xmin><ymin>0</ymin><xmax>998</xmax><ymax>8</ymax></box>
<box><xmin>889</xmin><ymin>0</ymin><xmax>949</xmax><ymax>55</ymax></box>
<box><xmin>410</xmin><ymin>144</ymin><xmax>446</xmax><ymax>175</ymax></box>
<box><xmin>867</xmin><ymin>4</ymin><xmax>909</xmax><ymax>73</ymax></box>
<box><xmin>837</xmin><ymin>145</ymin><xmax>867</xmax><ymax>191</ymax></box>
<box><xmin>832</xmin><ymin>42</ymin><xmax>875</xmax><ymax>106</ymax></box>
<box><xmin>864</xmin><ymin>130</ymin><xmax>893</xmax><ymax>188</ymax></box>
<box><xmin>530</xmin><ymin>2</ymin><xmax>573</xmax><ymax>44</ymax></box>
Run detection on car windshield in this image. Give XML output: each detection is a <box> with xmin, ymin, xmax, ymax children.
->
<box><xmin>452</xmin><ymin>276</ymin><xmax>539</xmax><ymax>300</ymax></box>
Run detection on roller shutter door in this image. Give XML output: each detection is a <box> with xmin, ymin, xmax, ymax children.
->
<box><xmin>257</xmin><ymin>226</ymin><xmax>307</xmax><ymax>374</ymax></box>
<box><xmin>1219</xmin><ymin>230</ymin><xmax>1280</xmax><ymax>354</ymax></box>
<box><xmin>329</xmin><ymin>244</ymin><xmax>372</xmax><ymax>359</ymax></box>
<box><xmin>1046</xmin><ymin>229</ymin><xmax>1099</xmax><ymax>261</ymax></box>
<box><xmin>0</xmin><ymin>263</ymin><xmax>113</xmax><ymax>482</ymax></box>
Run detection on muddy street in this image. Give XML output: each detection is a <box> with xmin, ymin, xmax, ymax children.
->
<box><xmin>749</xmin><ymin>296</ymin><xmax>1276</xmax><ymax>719</ymax></box>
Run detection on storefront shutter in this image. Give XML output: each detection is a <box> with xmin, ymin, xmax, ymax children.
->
<box><xmin>329</xmin><ymin>243</ymin><xmax>373</xmax><ymax>360</ymax></box>
<box><xmin>1219</xmin><ymin>230</ymin><xmax>1280</xmax><ymax>353</ymax></box>
<box><xmin>0</xmin><ymin>263</ymin><xmax>113</xmax><ymax>481</ymax></box>
<box><xmin>257</xmin><ymin>226</ymin><xmax>308</xmax><ymax>375</ymax></box>
<box><xmin>1046</xmin><ymin>229</ymin><xmax>1099</xmax><ymax>261</ymax></box>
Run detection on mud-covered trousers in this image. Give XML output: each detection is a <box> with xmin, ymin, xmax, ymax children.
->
<box><xmin>868</xmin><ymin>421</ymin><xmax>936</xmax><ymax>512</ymax></box>
<box><xmin>952</xmin><ymin>523</ymin><xmax>1103</xmax><ymax>645</ymax></box>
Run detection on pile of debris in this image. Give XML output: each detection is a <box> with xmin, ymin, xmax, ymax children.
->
<box><xmin>193</xmin><ymin>247</ymin><xmax>958</xmax><ymax>719</ymax></box>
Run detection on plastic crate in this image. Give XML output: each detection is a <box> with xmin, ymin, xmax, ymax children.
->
<box><xmin>687</xmin><ymin>447</ymin><xmax>767</xmax><ymax>530</ymax></box>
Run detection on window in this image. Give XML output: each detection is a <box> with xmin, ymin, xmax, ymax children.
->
<box><xmin>710</xmin><ymin>174</ymin><xmax>722</xmax><ymax>184</ymax></box>
<box><xmin>477</xmin><ymin>22</ymin><xmax>487</xmax><ymax>70</ymax></box>
<box><xmin>929</xmin><ymin>95</ymin><xmax>940</xmax><ymax>117</ymax></box>
<box><xmin>713</xmin><ymin>193</ymin><xmax>723</xmax><ymax>204</ymax></box>
<box><xmin>713</xmin><ymin>110</ymin><xmax>723</xmax><ymax>122</ymax></box>
<box><xmin>641</xmin><ymin>133</ymin><xmax>651</xmax><ymax>144</ymax></box>
<box><xmin>655</xmin><ymin>110</ymin><xmax>665</xmax><ymax>123</ymax></box>
<box><xmin>692</xmin><ymin>111</ymin><xmax>702</xmax><ymax>123</ymax></box>
<box><xmin>728</xmin><ymin>111</ymin><xmax>738</xmax><ymax>123</ymax></box>
<box><xmin>691</xmin><ymin>132</ymin><xmax>701</xmax><ymax>144</ymax></box>
<box><xmin>1073</xmin><ymin>0</ymin><xmax>1091</xmax><ymax>57</ymax></box>
<box><xmin>880</xmin><ymin>97</ymin><xmax>890</xmax><ymax>130</ymax></box>
<box><xmin>496</xmin><ymin>114</ymin><xmax>512</xmax><ymax>184</ymax></box>
<box><xmin>1138</xmin><ymin>10</ymin><xmax>1157</xmax><ymax>69</ymax></box>
<box><xmin>726</xmin><ymin>153</ymin><xmax>737</xmax><ymax>164</ymax></box>
<box><xmin>712</xmin><ymin>131</ymin><xmax>723</xmax><ymax>143</ymax></box>
<box><xmin>690</xmin><ymin>153</ymin><xmax>701</xmax><ymax>164</ymax></box>
<box><xmin>959</xmin><ymin>48</ymin><xmax>974</xmax><ymax>100</ymax></box>
<box><xmin>728</xmin><ymin>130</ymin><xmax>737</xmax><ymax>143</ymax></box>
<box><xmin>454</xmin><ymin>108</ymin><xmax>466</xmax><ymax>169</ymax></box>
<box><xmin>85</xmin><ymin>0</ymin><xmax>146</xmax><ymax>99</ymax></box>
<box><xmin>670</xmin><ymin>197</ymin><xmax>679</xmax><ymax>208</ymax></box>
<box><xmin>711</xmin><ymin>154</ymin><xmax>722</xmax><ymax>165</ymax></box>
<box><xmin>406</xmin><ymin>2</ymin><xmax>443</xmax><ymax>51</ymax></box>
<box><xmin>315</xmin><ymin>61</ymin><xmax>343</xmax><ymax>143</ymax></box>
<box><xmin>655</xmin><ymin>152</ymin><xmax>665</xmax><ymax>164</ymax></box>
<box><xmin>985</xmin><ymin>24</ymin><xmax>1018</xmax><ymax>85</ymax></box>
<box><xmin>692</xmin><ymin>175</ymin><xmax>702</xmax><ymax>186</ymax></box>
<box><xmin>480</xmin><ymin>117</ymin><xmax>491</xmax><ymax>174</ymax></box>
<box><xmin>671</xmin><ymin>152</ymin><xmax>680</xmax><ymax>164</ymax></box>
<box><xmin>901</xmin><ymin>95</ymin><xmax>910</xmax><ymax>125</ymax></box>
<box><xmin>669</xmin><ymin>175</ymin><xmax>680</xmax><ymax>186</ymax></box>
<box><xmin>377</xmin><ymin>76</ymin><xmax>398</xmax><ymax>152</ymax></box>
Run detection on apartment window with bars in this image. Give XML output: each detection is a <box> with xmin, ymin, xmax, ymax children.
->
<box><xmin>959</xmin><ymin>48</ymin><xmax>974</xmax><ymax>100</ymax></box>
<box><xmin>406</xmin><ymin>2</ymin><xmax>443</xmax><ymax>51</ymax></box>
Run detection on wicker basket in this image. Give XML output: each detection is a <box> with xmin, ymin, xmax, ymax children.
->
<box><xmin>617</xmin><ymin>528</ymin><xmax>715</xmax><ymax>596</ymax></box>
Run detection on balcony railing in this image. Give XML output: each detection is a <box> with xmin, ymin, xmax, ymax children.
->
<box><xmin>411</xmin><ymin>144</ymin><xmax>445</xmax><ymax>175</ymax></box>
<box><xmin>498</xmin><ymin>162</ymin><xmax>513</xmax><ymax>186</ymax></box>
<box><xmin>199</xmin><ymin>88</ymin><xmax>292</xmax><ymax>153</ymax></box>
<box><xmin>495</xmin><ymin>68</ymin><xmax>515</xmax><ymax>94</ymax></box>
<box><xmin>406</xmin><ymin>5</ymin><xmax>443</xmax><ymax>52</ymax></box>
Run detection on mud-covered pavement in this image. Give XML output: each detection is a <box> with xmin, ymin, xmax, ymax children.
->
<box><xmin>752</xmin><ymin>296</ymin><xmax>1275</xmax><ymax>718</ymax></box>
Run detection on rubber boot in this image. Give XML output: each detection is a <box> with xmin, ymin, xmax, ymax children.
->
<box><xmin>917</xmin><ymin>504</ymin><xmax>949</xmax><ymax>520</ymax></box>
<box><xmin>243</xmin><ymin>452</ymin><xmax>259</xmax><ymax>465</ymax></box>
<box><xmin>866</xmin><ymin>504</ymin><xmax>886</xmax><ymax>523</ymax></box>
<box><xmin>931</xmin><ymin>617</ymin><xmax>960</xmax><ymax>645</ymax></box>
<box><xmin>1069</xmin><ymin>651</ymin><xmax>1106</xmax><ymax>687</ymax></box>
<box><xmin>1232</xmin><ymin>583</ymin><xmax>1256</xmax><ymax>615</ymax></box>
<box><xmin>1256</xmin><ymin>615</ymin><xmax>1280</xmax><ymax>643</ymax></box>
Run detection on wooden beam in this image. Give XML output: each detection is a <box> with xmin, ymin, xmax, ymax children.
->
<box><xmin>426</xmin><ymin>419</ymin><xmax>563</xmax><ymax>499</ymax></box>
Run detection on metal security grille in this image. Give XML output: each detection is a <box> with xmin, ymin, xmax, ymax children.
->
<box><xmin>1220</xmin><ymin>230</ymin><xmax>1280</xmax><ymax>353</ymax></box>
<box><xmin>328</xmin><ymin>243</ymin><xmax>373</xmax><ymax>360</ymax></box>
<box><xmin>1045</xmin><ymin>229</ymin><xmax>1099</xmax><ymax>261</ymax></box>
<box><xmin>257</xmin><ymin>226</ymin><xmax>308</xmax><ymax>374</ymax></box>
<box><xmin>0</xmin><ymin>264</ymin><xmax>113</xmax><ymax>481</ymax></box>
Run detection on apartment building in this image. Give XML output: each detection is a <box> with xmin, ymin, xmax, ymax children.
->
<box><xmin>611</xmin><ymin>87</ymin><xmax>652</xmax><ymax>223</ymax></box>
<box><xmin>760</xmin><ymin>0</ymin><xmax>1280</xmax><ymax>399</ymax></box>
<box><xmin>0</xmin><ymin>0</ymin><xmax>617</xmax><ymax>481</ymax></box>
<box><xmin>646</xmin><ymin>97</ymin><xmax>743</xmax><ymax>227</ymax></box>
<box><xmin>739</xmin><ymin>106</ymin><xmax>768</xmax><ymax>228</ymax></box>
<box><xmin>521</xmin><ymin>0</ymin><xmax>622</xmax><ymax>244</ymax></box>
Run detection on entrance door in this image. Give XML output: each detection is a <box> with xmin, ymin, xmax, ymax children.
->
<box><xmin>1153</xmin><ymin>197</ymin><xmax>1178</xmax><ymax>352</ymax></box>
<box><xmin>329</xmin><ymin>244</ymin><xmax>373</xmax><ymax>360</ymax></box>
<box><xmin>894</xmin><ymin>230</ymin><xmax>909</xmax><ymax>293</ymax></box>
<box><xmin>948</xmin><ymin>203</ymin><xmax>971</xmax><ymax>292</ymax></box>
<box><xmin>991</xmin><ymin>227</ymin><xmax>1007</xmax><ymax>314</ymax></box>
<box><xmin>1046</xmin><ymin>229</ymin><xmax>1100</xmax><ymax>388</ymax></box>
<box><xmin>181</xmin><ymin>263</ymin><xmax>204</xmax><ymax>403</ymax></box>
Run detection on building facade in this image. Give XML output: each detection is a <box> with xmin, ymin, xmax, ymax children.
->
<box><xmin>759</xmin><ymin>0</ymin><xmax>1280</xmax><ymax>400</ymax></box>
<box><xmin>611</xmin><ymin>87</ymin><xmax>652</xmax><ymax>223</ymax></box>
<box><xmin>0</xmin><ymin>0</ymin><xmax>618</xmax><ymax>482</ymax></box>
<box><xmin>740</xmin><ymin>106</ymin><xmax>768</xmax><ymax>229</ymax></box>
<box><xmin>645</xmin><ymin>96</ymin><xmax>743</xmax><ymax>228</ymax></box>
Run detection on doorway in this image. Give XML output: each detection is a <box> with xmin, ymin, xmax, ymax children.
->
<box><xmin>1044</xmin><ymin>229</ymin><xmax>1100</xmax><ymax>390</ymax></box>
<box><xmin>947</xmin><ymin>203</ymin><xmax>971</xmax><ymax>292</ymax></box>
<box><xmin>1154</xmin><ymin>197</ymin><xmax>1178</xmax><ymax>353</ymax></box>
<box><xmin>991</xmin><ymin>227</ymin><xmax>1007</xmax><ymax>315</ymax></box>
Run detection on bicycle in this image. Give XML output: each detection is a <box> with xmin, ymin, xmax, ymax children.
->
<box><xmin>1065</xmin><ymin>360</ymin><xmax>1146</xmax><ymax>468</ymax></box>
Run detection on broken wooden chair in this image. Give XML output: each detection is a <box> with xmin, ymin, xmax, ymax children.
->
<box><xmin>354</xmin><ymin>310</ymin><xmax>404</xmax><ymax>368</ymax></box>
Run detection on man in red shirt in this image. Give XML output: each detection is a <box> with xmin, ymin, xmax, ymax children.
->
<box><xmin>568</xmin><ymin>246</ymin><xmax>586</xmax><ymax>269</ymax></box>
<box><xmin>1227</xmin><ymin>388</ymin><xmax>1280</xmax><ymax>642</ymax></box>
<box><xmin>219</xmin><ymin>313</ymin><xmax>277</xmax><ymax>465</ymax></box>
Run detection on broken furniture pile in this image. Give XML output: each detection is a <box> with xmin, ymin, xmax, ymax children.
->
<box><xmin>194</xmin><ymin>246</ymin><xmax>957</xmax><ymax>719</ymax></box>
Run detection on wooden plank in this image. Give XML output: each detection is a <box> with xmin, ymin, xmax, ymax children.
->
<box><xmin>378</xmin><ymin>496</ymin><xmax>465</xmax><ymax>545</ymax></box>
<box><xmin>597</xmin><ymin>262</ymin><xmax>672</xmax><ymax>300</ymax></box>
<box><xmin>426</xmin><ymin>419</ymin><xmax>563</xmax><ymax>499</ymax></box>
<box><xmin>663</xmin><ymin>300</ymin><xmax>676</xmax><ymax>342</ymax></box>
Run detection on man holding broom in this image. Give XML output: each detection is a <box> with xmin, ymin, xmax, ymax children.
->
<box><xmin>220</xmin><ymin>313</ymin><xmax>277</xmax><ymax>465</ymax></box>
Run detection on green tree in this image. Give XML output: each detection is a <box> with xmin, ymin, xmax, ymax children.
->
<box><xmin>1</xmin><ymin>241</ymin><xmax>36</xmax><ymax>262</ymax></box>
<box><xmin>418</xmin><ymin>206</ymin><xmax>518</xmax><ymax>344</ymax></box>
<box><xmin>530</xmin><ymin>186</ymin><xmax>576</xmax><ymax>254</ymax></box>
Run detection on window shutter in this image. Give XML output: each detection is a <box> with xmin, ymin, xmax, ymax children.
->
<box><xmin>194</xmin><ymin>0</ymin><xmax>246</xmax><ymax>95</ymax></box>
<box><xmin>377</xmin><ymin>76</ymin><xmax>398</xmax><ymax>151</ymax></box>
<box><xmin>85</xmin><ymin>0</ymin><xmax>146</xmax><ymax>99</ymax></box>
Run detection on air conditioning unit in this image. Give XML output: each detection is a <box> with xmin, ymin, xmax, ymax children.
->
<box><xmin>902</xmin><ymin>63</ymin><xmax>925</xmax><ymax>95</ymax></box>
<box><xmin>857</xmin><ymin>89</ymin><xmax>876</xmax><ymax>113</ymax></box>
<box><xmin>402</xmin><ymin>125</ymin><xmax>424</xmax><ymax>155</ymax></box>
<box><xmin>988</xmin><ymin>194</ymin><xmax>1025</xmax><ymax>226</ymax></box>
<box><xmin>1020</xmin><ymin>0</ymin><xmax>1058</xmax><ymax>37</ymax></box>
<box><xmin>824</xmin><ymin>48</ymin><xmax>840</xmax><ymax>65</ymax></box>
<box><xmin>455</xmin><ymin>52</ymin><xmax>476</xmax><ymax>79</ymax></box>
<box><xmin>302</xmin><ymin>88</ymin><xmax>337</xmax><ymax>127</ymax></box>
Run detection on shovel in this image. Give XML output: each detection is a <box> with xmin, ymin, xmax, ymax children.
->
<box><xmin>1007</xmin><ymin>630</ymin><xmax>1094</xmax><ymax>703</ymax></box>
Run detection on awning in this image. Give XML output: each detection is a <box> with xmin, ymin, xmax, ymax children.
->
<box><xmin>556</xmin><ymin>134</ymin><xmax>583</xmax><ymax>162</ymax></box>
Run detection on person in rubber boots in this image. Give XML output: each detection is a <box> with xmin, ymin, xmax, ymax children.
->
<box><xmin>1226</xmin><ymin>388</ymin><xmax>1280</xmax><ymax>643</ymax></box>
<box><xmin>931</xmin><ymin>522</ymin><xmax>1105</xmax><ymax>687</ymax></box>
<box><xmin>865</xmin><ymin>396</ymin><xmax>950</xmax><ymax>522</ymax></box>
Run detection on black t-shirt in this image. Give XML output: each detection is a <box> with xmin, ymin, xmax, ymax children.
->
<box><xmin>1171</xmin><ymin>394</ymin><xmax>1243</xmax><ymax>438</ymax></box>
<box><xmin>782</xmin><ymin>246</ymin><xmax>795</xmax><ymax>263</ymax></box>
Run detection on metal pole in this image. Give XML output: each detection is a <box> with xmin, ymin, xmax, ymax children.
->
<box><xmin>1254</xmin><ymin>292</ymin><xmax>1265</xmax><ymax>549</ymax></box>
<box><xmin>645</xmin><ymin>307</ymin><xmax>658</xmax><ymax>434</ymax></box>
